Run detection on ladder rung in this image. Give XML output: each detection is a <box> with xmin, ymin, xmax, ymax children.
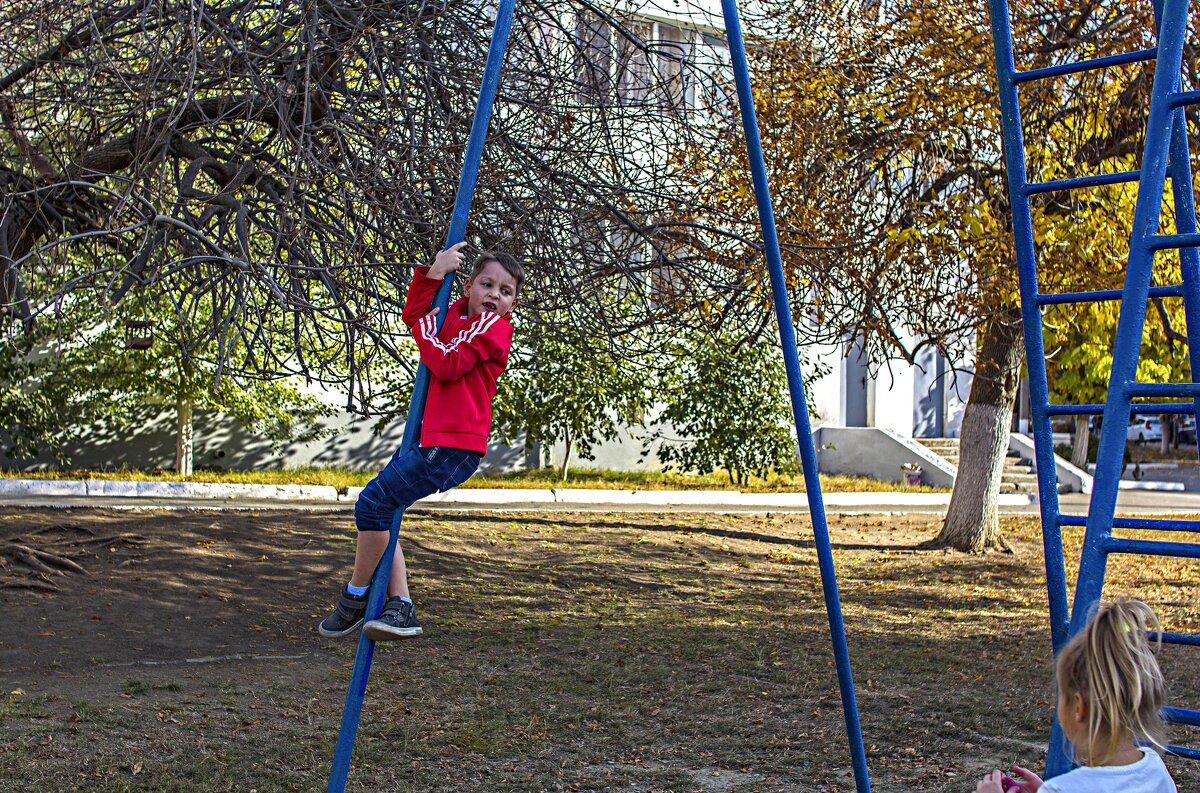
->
<box><xmin>1170</xmin><ymin>89</ymin><xmax>1200</xmax><ymax>108</ymax></box>
<box><xmin>1044</xmin><ymin>402</ymin><xmax>1196</xmax><ymax>416</ymax></box>
<box><xmin>1045</xmin><ymin>404</ymin><xmax>1104</xmax><ymax>415</ymax></box>
<box><xmin>1013</xmin><ymin>48</ymin><xmax>1157</xmax><ymax>84</ymax></box>
<box><xmin>1158</xmin><ymin>632</ymin><xmax>1200</xmax><ymax>647</ymax></box>
<box><xmin>1150</xmin><ymin>232</ymin><xmax>1200</xmax><ymax>250</ymax></box>
<box><xmin>1059</xmin><ymin>515</ymin><xmax>1200</xmax><ymax>533</ymax></box>
<box><xmin>1167</xmin><ymin>745</ymin><xmax>1200</xmax><ymax>760</ymax></box>
<box><xmin>1103</xmin><ymin>537</ymin><xmax>1200</xmax><ymax>560</ymax></box>
<box><xmin>1164</xmin><ymin>707</ymin><xmax>1200</xmax><ymax>727</ymax></box>
<box><xmin>1128</xmin><ymin>383</ymin><xmax>1200</xmax><ymax>398</ymax></box>
<box><xmin>1024</xmin><ymin>170</ymin><xmax>1141</xmax><ymax>195</ymax></box>
<box><xmin>1035</xmin><ymin>284</ymin><xmax>1184</xmax><ymax>305</ymax></box>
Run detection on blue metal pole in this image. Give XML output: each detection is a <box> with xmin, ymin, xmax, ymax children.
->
<box><xmin>1164</xmin><ymin>89</ymin><xmax>1200</xmax><ymax>466</ymax></box>
<box><xmin>326</xmin><ymin>1</ymin><xmax>519</xmax><ymax>789</ymax></box>
<box><xmin>986</xmin><ymin>0</ymin><xmax>1070</xmax><ymax>650</ymax></box>
<box><xmin>1074</xmin><ymin>0</ymin><xmax>1187</xmax><ymax>633</ymax></box>
<box><xmin>717</xmin><ymin>1</ymin><xmax>869</xmax><ymax>790</ymax></box>
<box><xmin>1047</xmin><ymin>0</ymin><xmax>1190</xmax><ymax>777</ymax></box>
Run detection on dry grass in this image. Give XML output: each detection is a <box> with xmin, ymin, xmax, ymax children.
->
<box><xmin>0</xmin><ymin>508</ymin><xmax>1195</xmax><ymax>792</ymax></box>
<box><xmin>0</xmin><ymin>466</ymin><xmax>948</xmax><ymax>494</ymax></box>
<box><xmin>469</xmin><ymin>468</ymin><xmax>947</xmax><ymax>493</ymax></box>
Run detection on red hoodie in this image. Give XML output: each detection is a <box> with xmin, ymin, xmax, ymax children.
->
<box><xmin>402</xmin><ymin>266</ymin><xmax>514</xmax><ymax>454</ymax></box>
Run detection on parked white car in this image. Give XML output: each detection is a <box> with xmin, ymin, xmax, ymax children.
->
<box><xmin>1126</xmin><ymin>417</ymin><xmax>1164</xmax><ymax>443</ymax></box>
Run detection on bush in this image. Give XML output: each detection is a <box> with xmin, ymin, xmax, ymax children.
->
<box><xmin>644</xmin><ymin>330</ymin><xmax>821</xmax><ymax>487</ymax></box>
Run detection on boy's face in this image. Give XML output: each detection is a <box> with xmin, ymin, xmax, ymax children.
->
<box><xmin>465</xmin><ymin>259</ymin><xmax>519</xmax><ymax>317</ymax></box>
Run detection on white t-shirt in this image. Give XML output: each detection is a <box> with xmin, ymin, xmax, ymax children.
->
<box><xmin>1041</xmin><ymin>748</ymin><xmax>1177</xmax><ymax>793</ymax></box>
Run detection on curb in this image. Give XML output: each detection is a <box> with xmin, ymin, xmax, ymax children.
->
<box><xmin>1116</xmin><ymin>480</ymin><xmax>1186</xmax><ymax>492</ymax></box>
<box><xmin>0</xmin><ymin>479</ymin><xmax>339</xmax><ymax>501</ymax></box>
<box><xmin>0</xmin><ymin>479</ymin><xmax>1032</xmax><ymax>508</ymax></box>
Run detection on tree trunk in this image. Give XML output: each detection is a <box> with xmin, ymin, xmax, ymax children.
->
<box><xmin>927</xmin><ymin>308</ymin><xmax>1024</xmax><ymax>552</ymax></box>
<box><xmin>559</xmin><ymin>429</ymin><xmax>572</xmax><ymax>482</ymax></box>
<box><xmin>1161</xmin><ymin>415</ymin><xmax>1172</xmax><ymax>455</ymax></box>
<box><xmin>176</xmin><ymin>398</ymin><xmax>194</xmax><ymax>476</ymax></box>
<box><xmin>1071</xmin><ymin>415</ymin><xmax>1090</xmax><ymax>469</ymax></box>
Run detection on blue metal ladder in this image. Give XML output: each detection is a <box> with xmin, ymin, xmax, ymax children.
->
<box><xmin>324</xmin><ymin>0</ymin><xmax>873</xmax><ymax>789</ymax></box>
<box><xmin>989</xmin><ymin>0</ymin><xmax>1200</xmax><ymax>776</ymax></box>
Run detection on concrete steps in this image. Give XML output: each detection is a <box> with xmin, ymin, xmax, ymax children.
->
<box><xmin>917</xmin><ymin>438</ymin><xmax>1039</xmax><ymax>494</ymax></box>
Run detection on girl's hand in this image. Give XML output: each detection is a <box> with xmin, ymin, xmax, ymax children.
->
<box><xmin>429</xmin><ymin>241</ymin><xmax>468</xmax><ymax>280</ymax></box>
<box><xmin>976</xmin><ymin>771</ymin><xmax>1005</xmax><ymax>793</ymax></box>
<box><xmin>1010</xmin><ymin>765</ymin><xmax>1043</xmax><ymax>792</ymax></box>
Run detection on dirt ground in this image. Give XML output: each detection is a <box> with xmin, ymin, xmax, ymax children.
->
<box><xmin>0</xmin><ymin>507</ymin><xmax>1197</xmax><ymax>792</ymax></box>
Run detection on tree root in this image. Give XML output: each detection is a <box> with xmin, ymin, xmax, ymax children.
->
<box><xmin>0</xmin><ymin>526</ymin><xmax>146</xmax><ymax>588</ymax></box>
<box><xmin>0</xmin><ymin>543</ymin><xmax>88</xmax><ymax>575</ymax></box>
<box><xmin>917</xmin><ymin>533</ymin><xmax>1015</xmax><ymax>554</ymax></box>
<box><xmin>20</xmin><ymin>525</ymin><xmax>146</xmax><ymax>550</ymax></box>
<box><xmin>68</xmin><ymin>533</ymin><xmax>147</xmax><ymax>549</ymax></box>
<box><xmin>25</xmin><ymin>523</ymin><xmax>97</xmax><ymax>538</ymax></box>
<box><xmin>0</xmin><ymin>574</ymin><xmax>59</xmax><ymax>591</ymax></box>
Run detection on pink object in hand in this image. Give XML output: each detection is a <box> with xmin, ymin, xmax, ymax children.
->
<box><xmin>1000</xmin><ymin>775</ymin><xmax>1020</xmax><ymax>792</ymax></box>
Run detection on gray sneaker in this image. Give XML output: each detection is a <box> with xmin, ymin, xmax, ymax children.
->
<box><xmin>362</xmin><ymin>597</ymin><xmax>423</xmax><ymax>641</ymax></box>
<box><xmin>318</xmin><ymin>586</ymin><xmax>368</xmax><ymax>638</ymax></box>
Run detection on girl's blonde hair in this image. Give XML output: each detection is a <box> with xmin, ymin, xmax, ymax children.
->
<box><xmin>1055</xmin><ymin>596</ymin><xmax>1168</xmax><ymax>765</ymax></box>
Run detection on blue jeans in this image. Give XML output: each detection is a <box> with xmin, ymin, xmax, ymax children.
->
<box><xmin>354</xmin><ymin>446</ymin><xmax>481</xmax><ymax>533</ymax></box>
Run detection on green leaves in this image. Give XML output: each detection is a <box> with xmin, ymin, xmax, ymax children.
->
<box><xmin>645</xmin><ymin>329</ymin><xmax>807</xmax><ymax>488</ymax></box>
<box><xmin>492</xmin><ymin>313</ymin><xmax>651</xmax><ymax>478</ymax></box>
<box><xmin>0</xmin><ymin>285</ymin><xmax>335</xmax><ymax>467</ymax></box>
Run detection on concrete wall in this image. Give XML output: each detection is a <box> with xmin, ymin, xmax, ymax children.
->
<box><xmin>545</xmin><ymin>425</ymin><xmax>961</xmax><ymax>486</ymax></box>
<box><xmin>808</xmin><ymin>332</ymin><xmax>971</xmax><ymax>441</ymax></box>
<box><xmin>912</xmin><ymin>345</ymin><xmax>945</xmax><ymax>437</ymax></box>
<box><xmin>873</xmin><ymin>361</ymin><xmax>917</xmax><ymax>437</ymax></box>
<box><xmin>911</xmin><ymin>347</ymin><xmax>973</xmax><ymax>439</ymax></box>
<box><xmin>814</xmin><ymin>425</ymin><xmax>956</xmax><ymax>487</ymax></box>
<box><xmin>1</xmin><ymin>407</ymin><xmax>530</xmax><ymax>475</ymax></box>
<box><xmin>807</xmin><ymin>342</ymin><xmax>844</xmax><ymax>426</ymax></box>
<box><xmin>5</xmin><ymin>404</ymin><xmax>965</xmax><ymax>488</ymax></box>
<box><xmin>1009</xmin><ymin>432</ymin><xmax>1090</xmax><ymax>494</ymax></box>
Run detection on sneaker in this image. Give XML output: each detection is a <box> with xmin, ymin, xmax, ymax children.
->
<box><xmin>318</xmin><ymin>586</ymin><xmax>368</xmax><ymax>638</ymax></box>
<box><xmin>362</xmin><ymin>597</ymin><xmax>423</xmax><ymax>641</ymax></box>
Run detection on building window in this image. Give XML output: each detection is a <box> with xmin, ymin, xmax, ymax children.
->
<box><xmin>575</xmin><ymin>10</ymin><xmax>613</xmax><ymax>105</ymax></box>
<box><xmin>690</xmin><ymin>33</ymin><xmax>734</xmax><ymax>121</ymax></box>
<box><xmin>615</xmin><ymin>21</ymin><xmax>654</xmax><ymax>104</ymax></box>
<box><xmin>653</xmin><ymin>23</ymin><xmax>688</xmax><ymax>113</ymax></box>
<box><xmin>574</xmin><ymin>13</ymin><xmax>695</xmax><ymax>112</ymax></box>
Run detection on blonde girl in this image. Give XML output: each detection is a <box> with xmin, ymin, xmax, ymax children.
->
<box><xmin>976</xmin><ymin>597</ymin><xmax>1177</xmax><ymax>793</ymax></box>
